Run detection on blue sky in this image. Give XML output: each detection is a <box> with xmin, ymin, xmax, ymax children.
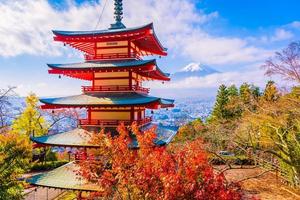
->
<box><xmin>0</xmin><ymin>0</ymin><xmax>299</xmax><ymax>99</ymax></box>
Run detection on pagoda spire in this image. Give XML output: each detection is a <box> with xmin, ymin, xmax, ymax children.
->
<box><xmin>110</xmin><ymin>0</ymin><xmax>126</xmax><ymax>29</ymax></box>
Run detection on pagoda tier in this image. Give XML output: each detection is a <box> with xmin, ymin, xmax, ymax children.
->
<box><xmin>53</xmin><ymin>23</ymin><xmax>167</xmax><ymax>61</ymax></box>
<box><xmin>40</xmin><ymin>92</ymin><xmax>174</xmax><ymax>127</ymax></box>
<box><xmin>30</xmin><ymin>123</ymin><xmax>178</xmax><ymax>148</ymax></box>
<box><xmin>40</xmin><ymin>92</ymin><xmax>174</xmax><ymax>108</ymax></box>
<box><xmin>47</xmin><ymin>59</ymin><xmax>170</xmax><ymax>83</ymax></box>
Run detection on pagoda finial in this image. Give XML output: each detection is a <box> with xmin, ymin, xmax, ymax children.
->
<box><xmin>110</xmin><ymin>0</ymin><xmax>126</xmax><ymax>29</ymax></box>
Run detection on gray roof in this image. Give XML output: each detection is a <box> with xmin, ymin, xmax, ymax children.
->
<box><xmin>30</xmin><ymin>129</ymin><xmax>98</xmax><ymax>148</ymax></box>
<box><xmin>26</xmin><ymin>162</ymin><xmax>101</xmax><ymax>192</ymax></box>
<box><xmin>30</xmin><ymin>124</ymin><xmax>178</xmax><ymax>148</ymax></box>
<box><xmin>48</xmin><ymin>59</ymin><xmax>154</xmax><ymax>69</ymax></box>
<box><xmin>40</xmin><ymin>92</ymin><xmax>174</xmax><ymax>107</ymax></box>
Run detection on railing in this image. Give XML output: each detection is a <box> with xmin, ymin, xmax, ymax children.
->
<box><xmin>79</xmin><ymin>117</ymin><xmax>152</xmax><ymax>127</ymax></box>
<box><xmin>85</xmin><ymin>52</ymin><xmax>140</xmax><ymax>61</ymax></box>
<box><xmin>82</xmin><ymin>85</ymin><xmax>150</xmax><ymax>93</ymax></box>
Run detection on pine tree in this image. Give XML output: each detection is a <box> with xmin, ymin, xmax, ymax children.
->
<box><xmin>239</xmin><ymin>83</ymin><xmax>251</xmax><ymax>104</ymax></box>
<box><xmin>209</xmin><ymin>84</ymin><xmax>229</xmax><ymax>121</ymax></box>
<box><xmin>12</xmin><ymin>94</ymin><xmax>48</xmax><ymax>137</ymax></box>
<box><xmin>227</xmin><ymin>84</ymin><xmax>239</xmax><ymax>97</ymax></box>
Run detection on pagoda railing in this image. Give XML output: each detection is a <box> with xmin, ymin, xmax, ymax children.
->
<box><xmin>84</xmin><ymin>52</ymin><xmax>140</xmax><ymax>61</ymax></box>
<box><xmin>82</xmin><ymin>85</ymin><xmax>150</xmax><ymax>93</ymax></box>
<box><xmin>79</xmin><ymin>116</ymin><xmax>152</xmax><ymax>127</ymax></box>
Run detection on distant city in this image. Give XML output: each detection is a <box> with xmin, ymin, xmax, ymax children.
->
<box><xmin>149</xmin><ymin>98</ymin><xmax>214</xmax><ymax>126</ymax></box>
<box><xmin>10</xmin><ymin>97</ymin><xmax>214</xmax><ymax>129</ymax></box>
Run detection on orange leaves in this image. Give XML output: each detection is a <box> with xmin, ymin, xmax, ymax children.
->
<box><xmin>78</xmin><ymin>124</ymin><xmax>242</xmax><ymax>199</ymax></box>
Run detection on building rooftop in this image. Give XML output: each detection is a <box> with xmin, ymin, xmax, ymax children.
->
<box><xmin>30</xmin><ymin>129</ymin><xmax>98</xmax><ymax>148</ymax></box>
<box><xmin>53</xmin><ymin>23</ymin><xmax>167</xmax><ymax>58</ymax></box>
<box><xmin>30</xmin><ymin>123</ymin><xmax>178</xmax><ymax>148</ymax></box>
<box><xmin>47</xmin><ymin>59</ymin><xmax>170</xmax><ymax>81</ymax></box>
<box><xmin>40</xmin><ymin>92</ymin><xmax>174</xmax><ymax>108</ymax></box>
<box><xmin>26</xmin><ymin>162</ymin><xmax>101</xmax><ymax>192</ymax></box>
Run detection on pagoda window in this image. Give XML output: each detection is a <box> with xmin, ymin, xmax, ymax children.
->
<box><xmin>94</xmin><ymin>72</ymin><xmax>129</xmax><ymax>78</ymax></box>
<box><xmin>96</xmin><ymin>48</ymin><xmax>128</xmax><ymax>55</ymax></box>
<box><xmin>94</xmin><ymin>79</ymin><xmax>129</xmax><ymax>86</ymax></box>
<box><xmin>91</xmin><ymin>111</ymin><xmax>130</xmax><ymax>120</ymax></box>
<box><xmin>96</xmin><ymin>41</ymin><xmax>128</xmax><ymax>48</ymax></box>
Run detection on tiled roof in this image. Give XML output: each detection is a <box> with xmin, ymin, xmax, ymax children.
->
<box><xmin>53</xmin><ymin>23</ymin><xmax>152</xmax><ymax>37</ymax></box>
<box><xmin>40</xmin><ymin>92</ymin><xmax>174</xmax><ymax>107</ymax></box>
<box><xmin>30</xmin><ymin>123</ymin><xmax>178</xmax><ymax>148</ymax></box>
<box><xmin>142</xmin><ymin>123</ymin><xmax>179</xmax><ymax>146</ymax></box>
<box><xmin>30</xmin><ymin>129</ymin><xmax>98</xmax><ymax>148</ymax></box>
<box><xmin>26</xmin><ymin>162</ymin><xmax>101</xmax><ymax>192</ymax></box>
<box><xmin>47</xmin><ymin>59</ymin><xmax>156</xmax><ymax>70</ymax></box>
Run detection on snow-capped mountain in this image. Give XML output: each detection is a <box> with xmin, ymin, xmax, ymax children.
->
<box><xmin>171</xmin><ymin>63</ymin><xmax>219</xmax><ymax>80</ymax></box>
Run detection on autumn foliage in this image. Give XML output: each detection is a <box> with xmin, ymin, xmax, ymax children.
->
<box><xmin>78</xmin><ymin>123</ymin><xmax>242</xmax><ymax>200</ymax></box>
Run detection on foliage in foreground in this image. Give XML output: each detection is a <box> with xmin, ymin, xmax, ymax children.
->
<box><xmin>78</xmin><ymin>124</ymin><xmax>242</xmax><ymax>200</ymax></box>
<box><xmin>0</xmin><ymin>132</ymin><xmax>32</xmax><ymax>200</ymax></box>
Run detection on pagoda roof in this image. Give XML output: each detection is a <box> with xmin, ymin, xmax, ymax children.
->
<box><xmin>47</xmin><ymin>59</ymin><xmax>170</xmax><ymax>81</ymax></box>
<box><xmin>40</xmin><ymin>92</ymin><xmax>174</xmax><ymax>109</ymax></box>
<box><xmin>30</xmin><ymin>124</ymin><xmax>178</xmax><ymax>148</ymax></box>
<box><xmin>26</xmin><ymin>162</ymin><xmax>101</xmax><ymax>192</ymax></box>
<box><xmin>53</xmin><ymin>23</ymin><xmax>167</xmax><ymax>57</ymax></box>
<box><xmin>53</xmin><ymin>23</ymin><xmax>154</xmax><ymax>37</ymax></box>
<box><xmin>30</xmin><ymin>129</ymin><xmax>98</xmax><ymax>148</ymax></box>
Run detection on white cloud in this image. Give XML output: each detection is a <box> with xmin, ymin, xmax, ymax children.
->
<box><xmin>289</xmin><ymin>21</ymin><xmax>300</xmax><ymax>29</ymax></box>
<box><xmin>0</xmin><ymin>0</ymin><xmax>109</xmax><ymax>57</ymax></box>
<box><xmin>147</xmin><ymin>63</ymin><xmax>267</xmax><ymax>90</ymax></box>
<box><xmin>270</xmin><ymin>28</ymin><xmax>294</xmax><ymax>42</ymax></box>
<box><xmin>0</xmin><ymin>0</ymin><xmax>274</xmax><ymax>66</ymax></box>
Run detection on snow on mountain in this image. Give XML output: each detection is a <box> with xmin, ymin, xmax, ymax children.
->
<box><xmin>171</xmin><ymin>63</ymin><xmax>219</xmax><ymax>80</ymax></box>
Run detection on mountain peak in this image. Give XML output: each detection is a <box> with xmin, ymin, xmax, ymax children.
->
<box><xmin>181</xmin><ymin>63</ymin><xmax>204</xmax><ymax>72</ymax></box>
<box><xmin>171</xmin><ymin>63</ymin><xmax>219</xmax><ymax>80</ymax></box>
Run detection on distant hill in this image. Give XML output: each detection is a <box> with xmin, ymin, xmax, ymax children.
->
<box><xmin>171</xmin><ymin>63</ymin><xmax>219</xmax><ymax>81</ymax></box>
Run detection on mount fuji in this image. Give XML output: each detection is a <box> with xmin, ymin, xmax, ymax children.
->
<box><xmin>171</xmin><ymin>63</ymin><xmax>219</xmax><ymax>80</ymax></box>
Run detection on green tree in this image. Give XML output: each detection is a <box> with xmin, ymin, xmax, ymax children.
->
<box><xmin>12</xmin><ymin>94</ymin><xmax>48</xmax><ymax>137</ymax></box>
<box><xmin>0</xmin><ymin>132</ymin><xmax>32</xmax><ymax>200</ymax></box>
<box><xmin>209</xmin><ymin>84</ymin><xmax>229</xmax><ymax>121</ymax></box>
<box><xmin>227</xmin><ymin>84</ymin><xmax>239</xmax><ymax>97</ymax></box>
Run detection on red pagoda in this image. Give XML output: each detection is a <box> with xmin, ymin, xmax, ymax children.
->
<box><xmin>27</xmin><ymin>0</ymin><xmax>176</xmax><ymax>197</ymax></box>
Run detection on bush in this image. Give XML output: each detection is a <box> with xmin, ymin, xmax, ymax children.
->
<box><xmin>209</xmin><ymin>155</ymin><xmax>255</xmax><ymax>165</ymax></box>
<box><xmin>30</xmin><ymin>160</ymin><xmax>68</xmax><ymax>171</ymax></box>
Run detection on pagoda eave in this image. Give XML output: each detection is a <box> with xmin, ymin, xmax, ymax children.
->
<box><xmin>47</xmin><ymin>59</ymin><xmax>170</xmax><ymax>81</ymax></box>
<box><xmin>26</xmin><ymin>162</ymin><xmax>102</xmax><ymax>192</ymax></box>
<box><xmin>40</xmin><ymin>101</ymin><xmax>174</xmax><ymax>110</ymax></box>
<box><xmin>53</xmin><ymin>23</ymin><xmax>167</xmax><ymax>57</ymax></box>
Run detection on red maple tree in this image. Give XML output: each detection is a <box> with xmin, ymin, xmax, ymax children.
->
<box><xmin>78</xmin><ymin>123</ymin><xmax>242</xmax><ymax>199</ymax></box>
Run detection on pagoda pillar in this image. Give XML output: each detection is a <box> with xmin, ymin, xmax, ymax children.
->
<box><xmin>130</xmin><ymin>106</ymin><xmax>134</xmax><ymax>122</ymax></box>
<box><xmin>129</xmin><ymin>71</ymin><xmax>133</xmax><ymax>90</ymax></box>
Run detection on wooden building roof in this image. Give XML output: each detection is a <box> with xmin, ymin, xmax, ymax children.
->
<box><xmin>53</xmin><ymin>23</ymin><xmax>167</xmax><ymax>57</ymax></box>
<box><xmin>40</xmin><ymin>92</ymin><xmax>174</xmax><ymax>109</ymax></box>
<box><xmin>47</xmin><ymin>59</ymin><xmax>170</xmax><ymax>81</ymax></box>
<box><xmin>30</xmin><ymin>124</ymin><xmax>178</xmax><ymax>148</ymax></box>
<box><xmin>26</xmin><ymin>162</ymin><xmax>101</xmax><ymax>192</ymax></box>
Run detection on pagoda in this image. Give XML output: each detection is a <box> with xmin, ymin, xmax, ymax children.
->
<box><xmin>27</xmin><ymin>0</ymin><xmax>177</xmax><ymax>198</ymax></box>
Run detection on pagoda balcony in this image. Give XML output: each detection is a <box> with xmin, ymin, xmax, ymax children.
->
<box><xmin>84</xmin><ymin>52</ymin><xmax>140</xmax><ymax>61</ymax></box>
<box><xmin>79</xmin><ymin>116</ymin><xmax>152</xmax><ymax>127</ymax></box>
<box><xmin>82</xmin><ymin>85</ymin><xmax>150</xmax><ymax>94</ymax></box>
